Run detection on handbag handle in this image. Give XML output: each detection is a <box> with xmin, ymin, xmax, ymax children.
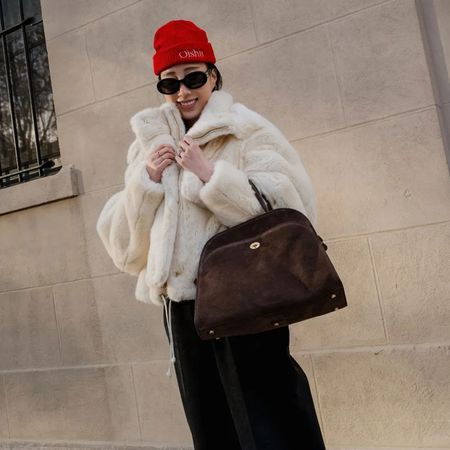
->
<box><xmin>248</xmin><ymin>179</ymin><xmax>273</xmax><ymax>213</ymax></box>
<box><xmin>248</xmin><ymin>179</ymin><xmax>328</xmax><ymax>251</ymax></box>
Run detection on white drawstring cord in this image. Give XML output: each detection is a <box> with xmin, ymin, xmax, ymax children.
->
<box><xmin>161</xmin><ymin>294</ymin><xmax>176</xmax><ymax>377</ymax></box>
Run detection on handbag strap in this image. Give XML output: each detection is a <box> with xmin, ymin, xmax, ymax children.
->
<box><xmin>248</xmin><ymin>179</ymin><xmax>273</xmax><ymax>213</ymax></box>
<box><xmin>248</xmin><ymin>180</ymin><xmax>328</xmax><ymax>251</ymax></box>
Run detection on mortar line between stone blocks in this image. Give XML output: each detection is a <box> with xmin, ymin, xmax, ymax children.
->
<box><xmin>0</xmin><ymin>437</ymin><xmax>191</xmax><ymax>448</ymax></box>
<box><xmin>294</xmin><ymin>340</ymin><xmax>450</xmax><ymax>356</ymax></box>
<box><xmin>130</xmin><ymin>364</ymin><xmax>143</xmax><ymax>441</ymax></box>
<box><xmin>0</xmin><ymin>271</ymin><xmax>122</xmax><ymax>296</ymax></box>
<box><xmin>57</xmin><ymin>79</ymin><xmax>156</xmax><ymax>118</ymax></box>
<box><xmin>291</xmin><ymin>104</ymin><xmax>437</xmax><ymax>144</ymax></box>
<box><xmin>317</xmin><ymin>218</ymin><xmax>450</xmax><ymax>243</ymax></box>
<box><xmin>46</xmin><ymin>0</ymin><xmax>143</xmax><ymax>42</ymax></box>
<box><xmin>0</xmin><ymin>358</ymin><xmax>170</xmax><ymax>375</ymax></box>
<box><xmin>82</xmin><ymin>182</ymin><xmax>124</xmax><ymax>196</ymax></box>
<box><xmin>309</xmin><ymin>354</ymin><xmax>329</xmax><ymax>444</ymax></box>
<box><xmin>51</xmin><ymin>288</ymin><xmax>64</xmax><ymax>366</ymax></box>
<box><xmin>367</xmin><ymin>236</ymin><xmax>390</xmax><ymax>343</ymax></box>
<box><xmin>1</xmin><ymin>375</ymin><xmax>11</xmax><ymax>438</ymax></box>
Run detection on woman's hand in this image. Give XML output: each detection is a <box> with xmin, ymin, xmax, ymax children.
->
<box><xmin>146</xmin><ymin>144</ymin><xmax>176</xmax><ymax>183</ymax></box>
<box><xmin>176</xmin><ymin>135</ymin><xmax>214</xmax><ymax>182</ymax></box>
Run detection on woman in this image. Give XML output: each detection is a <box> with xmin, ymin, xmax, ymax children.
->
<box><xmin>97</xmin><ymin>19</ymin><xmax>326</xmax><ymax>450</ymax></box>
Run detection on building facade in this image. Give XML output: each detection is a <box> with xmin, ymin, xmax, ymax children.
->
<box><xmin>0</xmin><ymin>0</ymin><xmax>449</xmax><ymax>449</ymax></box>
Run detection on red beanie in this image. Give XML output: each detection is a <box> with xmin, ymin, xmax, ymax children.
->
<box><xmin>152</xmin><ymin>20</ymin><xmax>216</xmax><ymax>75</ymax></box>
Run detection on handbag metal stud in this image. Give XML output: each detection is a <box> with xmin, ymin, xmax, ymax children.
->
<box><xmin>250</xmin><ymin>242</ymin><xmax>260</xmax><ymax>249</ymax></box>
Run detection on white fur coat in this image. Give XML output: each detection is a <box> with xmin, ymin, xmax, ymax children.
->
<box><xmin>96</xmin><ymin>90</ymin><xmax>316</xmax><ymax>306</ymax></box>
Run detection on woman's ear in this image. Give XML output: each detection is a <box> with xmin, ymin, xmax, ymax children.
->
<box><xmin>211</xmin><ymin>68</ymin><xmax>218</xmax><ymax>91</ymax></box>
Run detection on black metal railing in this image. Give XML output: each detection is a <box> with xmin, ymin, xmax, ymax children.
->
<box><xmin>0</xmin><ymin>0</ymin><xmax>60</xmax><ymax>189</ymax></box>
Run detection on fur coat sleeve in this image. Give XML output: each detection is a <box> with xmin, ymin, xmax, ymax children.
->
<box><xmin>95</xmin><ymin>138</ymin><xmax>165</xmax><ymax>275</ymax></box>
<box><xmin>198</xmin><ymin>126</ymin><xmax>316</xmax><ymax>228</ymax></box>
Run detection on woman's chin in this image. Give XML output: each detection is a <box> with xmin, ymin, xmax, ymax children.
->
<box><xmin>181</xmin><ymin>111</ymin><xmax>200</xmax><ymax>125</ymax></box>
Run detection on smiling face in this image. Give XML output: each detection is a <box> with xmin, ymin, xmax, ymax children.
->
<box><xmin>159</xmin><ymin>62</ymin><xmax>217</xmax><ymax>127</ymax></box>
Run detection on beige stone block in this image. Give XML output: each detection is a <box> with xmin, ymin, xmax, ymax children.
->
<box><xmin>46</xmin><ymin>29</ymin><xmax>95</xmax><ymax>114</ymax></box>
<box><xmin>370</xmin><ymin>222</ymin><xmax>450</xmax><ymax>344</ymax></box>
<box><xmin>329</xmin><ymin>0</ymin><xmax>434</xmax><ymax>124</ymax></box>
<box><xmin>0</xmin><ymin>376</ymin><xmax>8</xmax><ymax>438</ymax></box>
<box><xmin>221</xmin><ymin>25</ymin><xmax>344</xmax><ymax>141</ymax></box>
<box><xmin>0</xmin><ymin>288</ymin><xmax>61</xmax><ymax>370</ymax></box>
<box><xmin>52</xmin><ymin>279</ymin><xmax>104</xmax><ymax>366</ymax></box>
<box><xmin>41</xmin><ymin>0</ymin><xmax>139</xmax><ymax>39</ymax></box>
<box><xmin>57</xmin><ymin>84</ymin><xmax>159</xmax><ymax>193</ymax></box>
<box><xmin>92</xmin><ymin>274</ymin><xmax>169</xmax><ymax>363</ymax></box>
<box><xmin>296</xmin><ymin>108</ymin><xmax>450</xmax><ymax>237</ymax></box>
<box><xmin>86</xmin><ymin>0</ymin><xmax>256</xmax><ymax>100</ymax></box>
<box><xmin>0</xmin><ymin>199</ymin><xmax>89</xmax><ymax>292</ymax></box>
<box><xmin>53</xmin><ymin>275</ymin><xmax>168</xmax><ymax>365</ymax></box>
<box><xmin>79</xmin><ymin>187</ymin><xmax>120</xmax><ymax>277</ymax></box>
<box><xmin>313</xmin><ymin>346</ymin><xmax>450</xmax><ymax>447</ymax></box>
<box><xmin>291</xmin><ymin>237</ymin><xmax>386</xmax><ymax>350</ymax></box>
<box><xmin>251</xmin><ymin>0</ymin><xmax>384</xmax><ymax>43</ymax></box>
<box><xmin>132</xmin><ymin>362</ymin><xmax>192</xmax><ymax>445</ymax></box>
<box><xmin>4</xmin><ymin>366</ymin><xmax>140</xmax><ymax>440</ymax></box>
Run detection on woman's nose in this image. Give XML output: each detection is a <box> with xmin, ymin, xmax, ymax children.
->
<box><xmin>178</xmin><ymin>82</ymin><xmax>191</xmax><ymax>97</ymax></box>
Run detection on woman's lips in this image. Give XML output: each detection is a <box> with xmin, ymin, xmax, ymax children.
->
<box><xmin>178</xmin><ymin>98</ymin><xmax>197</xmax><ymax>111</ymax></box>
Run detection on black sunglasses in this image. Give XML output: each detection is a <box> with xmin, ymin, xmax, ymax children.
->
<box><xmin>157</xmin><ymin>68</ymin><xmax>212</xmax><ymax>95</ymax></box>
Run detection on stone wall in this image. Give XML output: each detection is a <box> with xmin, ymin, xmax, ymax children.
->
<box><xmin>0</xmin><ymin>0</ymin><xmax>449</xmax><ymax>448</ymax></box>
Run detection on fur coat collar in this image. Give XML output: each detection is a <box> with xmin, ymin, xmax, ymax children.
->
<box><xmin>129</xmin><ymin>90</ymin><xmax>277</xmax><ymax>150</ymax></box>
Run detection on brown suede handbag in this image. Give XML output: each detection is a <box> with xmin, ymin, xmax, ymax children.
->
<box><xmin>194</xmin><ymin>180</ymin><xmax>347</xmax><ymax>340</ymax></box>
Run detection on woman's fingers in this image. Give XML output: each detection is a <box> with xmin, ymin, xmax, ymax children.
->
<box><xmin>178</xmin><ymin>140</ymin><xmax>189</xmax><ymax>153</ymax></box>
<box><xmin>158</xmin><ymin>153</ymin><xmax>175</xmax><ymax>166</ymax></box>
<box><xmin>153</xmin><ymin>149</ymin><xmax>174</xmax><ymax>160</ymax></box>
<box><xmin>153</xmin><ymin>143</ymin><xmax>176</xmax><ymax>153</ymax></box>
<box><xmin>151</xmin><ymin>145</ymin><xmax>176</xmax><ymax>162</ymax></box>
<box><xmin>149</xmin><ymin>147</ymin><xmax>175</xmax><ymax>168</ymax></box>
<box><xmin>158</xmin><ymin>158</ymin><xmax>173</xmax><ymax>170</ymax></box>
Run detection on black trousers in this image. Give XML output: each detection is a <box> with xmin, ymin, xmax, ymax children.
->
<box><xmin>163</xmin><ymin>298</ymin><xmax>326</xmax><ymax>450</ymax></box>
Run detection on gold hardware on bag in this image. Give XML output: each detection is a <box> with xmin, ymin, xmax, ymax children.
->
<box><xmin>250</xmin><ymin>242</ymin><xmax>260</xmax><ymax>249</ymax></box>
<box><xmin>208</xmin><ymin>329</ymin><xmax>215</xmax><ymax>335</ymax></box>
<box><xmin>331</xmin><ymin>293</ymin><xmax>337</xmax><ymax>299</ymax></box>
<box><xmin>273</xmin><ymin>322</ymin><xmax>280</xmax><ymax>327</ymax></box>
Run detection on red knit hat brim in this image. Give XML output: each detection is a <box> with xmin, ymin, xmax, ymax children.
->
<box><xmin>153</xmin><ymin>41</ymin><xmax>215</xmax><ymax>75</ymax></box>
